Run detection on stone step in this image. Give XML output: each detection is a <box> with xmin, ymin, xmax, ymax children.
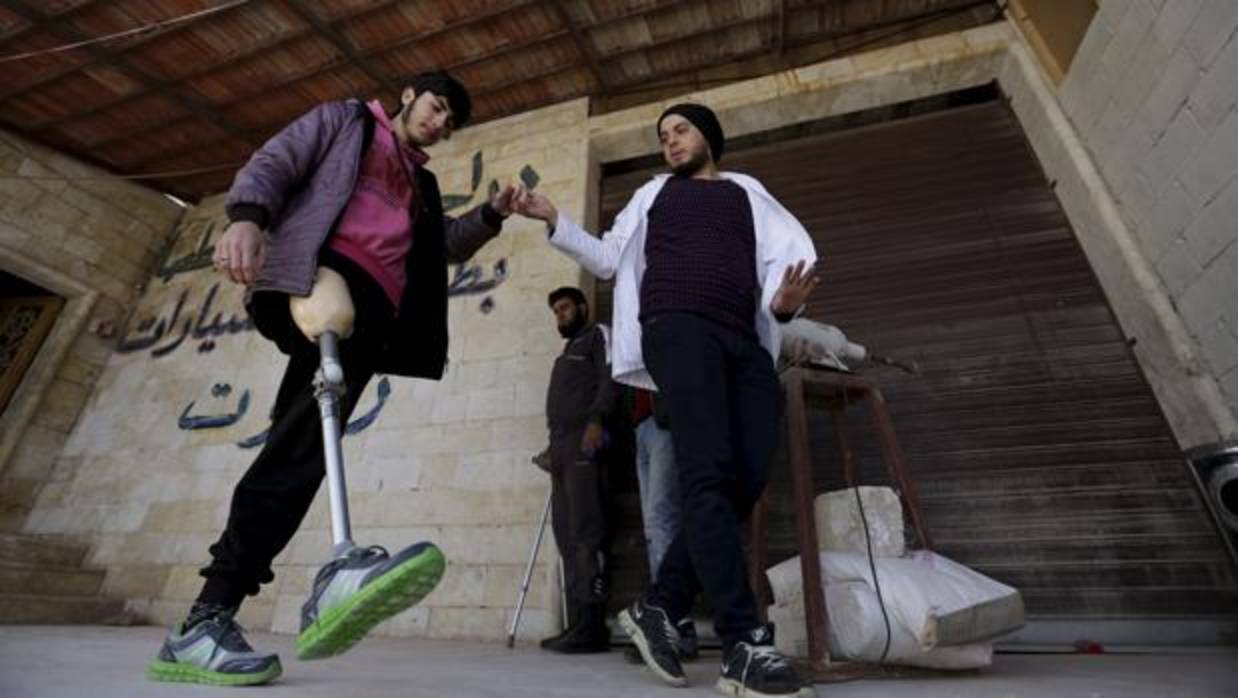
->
<box><xmin>0</xmin><ymin>533</ymin><xmax>89</xmax><ymax>568</ymax></box>
<box><xmin>0</xmin><ymin>564</ymin><xmax>105</xmax><ymax>597</ymax></box>
<box><xmin>0</xmin><ymin>479</ymin><xmax>39</xmax><ymax>534</ymax></box>
<box><xmin>0</xmin><ymin>502</ymin><xmax>31</xmax><ymax>535</ymax></box>
<box><xmin>0</xmin><ymin>593</ymin><xmax>132</xmax><ymax>625</ymax></box>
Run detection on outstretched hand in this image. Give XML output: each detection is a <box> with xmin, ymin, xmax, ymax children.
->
<box><xmin>770</xmin><ymin>259</ymin><xmax>820</xmax><ymax>316</ymax></box>
<box><xmin>513</xmin><ymin>189</ymin><xmax>558</xmax><ymax>224</ymax></box>
<box><xmin>489</xmin><ymin>182</ymin><xmax>524</xmax><ymax>217</ymax></box>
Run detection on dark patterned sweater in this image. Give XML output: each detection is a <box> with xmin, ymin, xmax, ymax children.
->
<box><xmin>640</xmin><ymin>176</ymin><xmax>758</xmax><ymax>334</ymax></box>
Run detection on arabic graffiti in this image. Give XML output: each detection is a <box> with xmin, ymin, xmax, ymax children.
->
<box><xmin>116</xmin><ymin>282</ymin><xmax>254</xmax><ymax>357</ymax></box>
<box><xmin>235</xmin><ymin>376</ymin><xmax>393</xmax><ymax>449</ymax></box>
<box><xmin>122</xmin><ymin>250</ymin><xmax>510</xmax><ymax>360</ymax></box>
<box><xmin>178</xmin><ymin>383</ymin><xmax>251</xmax><ymax>430</ymax></box>
<box><xmin>155</xmin><ymin>218</ymin><xmax>217</xmax><ymax>283</ymax></box>
<box><xmin>441</xmin><ymin>151</ymin><xmax>485</xmax><ymax>212</ymax></box>
<box><xmin>519</xmin><ymin>164</ymin><xmax>540</xmax><ymax>190</ymax></box>
<box><xmin>442</xmin><ymin>151</ymin><xmax>541</xmax><ymax>214</ymax></box>
<box><xmin>447</xmin><ymin>258</ymin><xmax>508</xmax><ymax>314</ymax></box>
<box><xmin>343</xmin><ymin>375</ymin><xmax>391</xmax><ymax>435</ymax></box>
<box><xmin>439</xmin><ymin>150</ymin><xmax>535</xmax><ymax>314</ymax></box>
<box><xmin>446</xmin><ymin>258</ymin><xmax>507</xmax><ymax>297</ymax></box>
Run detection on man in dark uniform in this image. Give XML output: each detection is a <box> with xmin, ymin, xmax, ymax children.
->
<box><xmin>540</xmin><ymin>286</ymin><xmax>616</xmax><ymax>653</ymax></box>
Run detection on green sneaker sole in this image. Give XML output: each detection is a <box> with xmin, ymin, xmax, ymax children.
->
<box><xmin>146</xmin><ymin>657</ymin><xmax>281</xmax><ymax>686</ymax></box>
<box><xmin>296</xmin><ymin>544</ymin><xmax>446</xmax><ymax>660</ymax></box>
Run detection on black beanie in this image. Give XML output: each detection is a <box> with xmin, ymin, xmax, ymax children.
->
<box><xmin>657</xmin><ymin>103</ymin><xmax>725</xmax><ymax>162</ymax></box>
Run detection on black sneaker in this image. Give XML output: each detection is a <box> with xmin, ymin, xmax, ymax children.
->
<box><xmin>547</xmin><ymin>603</ymin><xmax>609</xmax><ymax>654</ymax></box>
<box><xmin>618</xmin><ymin>598</ymin><xmax>687</xmax><ymax>687</ymax></box>
<box><xmin>716</xmin><ymin>627</ymin><xmax>810</xmax><ymax>698</ymax></box>
<box><xmin>540</xmin><ymin>625</ymin><xmax>573</xmax><ymax>650</ymax></box>
<box><xmin>677</xmin><ymin>617</ymin><xmax>700</xmax><ymax>660</ymax></box>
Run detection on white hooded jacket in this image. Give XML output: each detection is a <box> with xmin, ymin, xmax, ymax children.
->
<box><xmin>548</xmin><ymin>172</ymin><xmax>819</xmax><ymax>390</ymax></box>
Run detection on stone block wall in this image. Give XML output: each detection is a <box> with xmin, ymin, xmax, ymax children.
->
<box><xmin>0</xmin><ymin>131</ymin><xmax>182</xmax><ymax>531</ymax></box>
<box><xmin>1053</xmin><ymin>0</ymin><xmax>1238</xmax><ymax>443</ymax></box>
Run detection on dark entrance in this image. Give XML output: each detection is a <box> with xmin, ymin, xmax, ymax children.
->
<box><xmin>1</xmin><ymin>270</ymin><xmax>64</xmax><ymax>416</ymax></box>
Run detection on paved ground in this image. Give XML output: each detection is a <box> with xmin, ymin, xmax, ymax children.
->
<box><xmin>0</xmin><ymin>626</ymin><xmax>1234</xmax><ymax>697</ymax></box>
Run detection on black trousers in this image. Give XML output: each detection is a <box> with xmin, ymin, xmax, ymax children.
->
<box><xmin>548</xmin><ymin>428</ymin><xmax>610</xmax><ymax>615</ymax></box>
<box><xmin>198</xmin><ymin>255</ymin><xmax>393</xmax><ymax>606</ymax></box>
<box><xmin>642</xmin><ymin>312</ymin><xmax>781</xmax><ymax>649</ymax></box>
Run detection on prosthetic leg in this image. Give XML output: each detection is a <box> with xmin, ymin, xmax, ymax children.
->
<box><xmin>290</xmin><ymin>267</ymin><xmax>446</xmax><ymax>661</ymax></box>
<box><xmin>289</xmin><ymin>267</ymin><xmax>358</xmax><ymax>558</ymax></box>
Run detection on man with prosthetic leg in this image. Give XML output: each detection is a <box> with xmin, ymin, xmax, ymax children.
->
<box><xmin>147</xmin><ymin>71</ymin><xmax>518</xmax><ymax>686</ymax></box>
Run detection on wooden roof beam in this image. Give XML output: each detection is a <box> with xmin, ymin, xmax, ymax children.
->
<box><xmin>548</xmin><ymin>0</ymin><xmax>610</xmax><ymax>92</ymax></box>
<box><xmin>116</xmin><ymin>26</ymin><xmax>578</xmax><ymax>168</ymax></box>
<box><xmin>0</xmin><ymin>0</ymin><xmax>255</xmax><ymax>150</ymax></box>
<box><xmin>0</xmin><ymin>0</ymin><xmax>255</xmax><ymax>102</ymax></box>
<box><xmin>287</xmin><ymin>0</ymin><xmax>403</xmax><ymax>99</ymax></box>
<box><xmin>34</xmin><ymin>0</ymin><xmax>544</xmax><ymax>136</ymax></box>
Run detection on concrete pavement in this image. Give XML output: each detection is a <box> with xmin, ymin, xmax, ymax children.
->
<box><xmin>0</xmin><ymin>625</ymin><xmax>1234</xmax><ymax>697</ymax></box>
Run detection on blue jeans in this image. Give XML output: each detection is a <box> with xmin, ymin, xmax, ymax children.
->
<box><xmin>635</xmin><ymin>416</ymin><xmax>681</xmax><ymax>580</ymax></box>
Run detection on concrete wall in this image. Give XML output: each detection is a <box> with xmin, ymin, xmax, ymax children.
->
<box><xmin>0</xmin><ymin>131</ymin><xmax>182</xmax><ymax>532</ymax></box>
<box><xmin>1052</xmin><ymin>0</ymin><xmax>1238</xmax><ymax>445</ymax></box>
<box><xmin>12</xmin><ymin>11</ymin><xmax>1228</xmax><ymax>641</ymax></box>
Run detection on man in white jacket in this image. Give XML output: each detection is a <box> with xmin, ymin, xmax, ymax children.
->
<box><xmin>516</xmin><ymin>103</ymin><xmax>818</xmax><ymax>698</ymax></box>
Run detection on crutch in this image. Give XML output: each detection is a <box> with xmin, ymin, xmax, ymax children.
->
<box><xmin>290</xmin><ymin>267</ymin><xmax>358</xmax><ymax>558</ymax></box>
<box><xmin>507</xmin><ymin>487</ymin><xmax>553</xmax><ymax>648</ymax></box>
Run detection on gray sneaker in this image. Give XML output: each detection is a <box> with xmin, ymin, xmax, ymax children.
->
<box><xmin>296</xmin><ymin>542</ymin><xmax>445</xmax><ymax>660</ymax></box>
<box><xmin>147</xmin><ymin>610</ymin><xmax>281</xmax><ymax>686</ymax></box>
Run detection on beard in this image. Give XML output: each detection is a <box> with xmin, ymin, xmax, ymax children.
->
<box><xmin>557</xmin><ymin>313</ymin><xmax>586</xmax><ymax>338</ymax></box>
<box><xmin>670</xmin><ymin>147</ymin><xmax>710</xmax><ymax>177</ymax></box>
<box><xmin>397</xmin><ymin>100</ymin><xmax>419</xmax><ymax>145</ymax></box>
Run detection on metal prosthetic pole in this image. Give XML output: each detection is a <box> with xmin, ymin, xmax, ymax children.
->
<box><xmin>507</xmin><ymin>488</ymin><xmax>553</xmax><ymax>648</ymax></box>
<box><xmin>314</xmin><ymin>330</ymin><xmax>356</xmax><ymax>559</ymax></box>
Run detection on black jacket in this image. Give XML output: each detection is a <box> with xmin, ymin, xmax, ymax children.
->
<box><xmin>546</xmin><ymin>324</ymin><xmax>615</xmax><ymax>437</ymax></box>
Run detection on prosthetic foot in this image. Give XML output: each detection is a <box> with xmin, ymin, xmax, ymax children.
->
<box><xmin>288</xmin><ymin>267</ymin><xmax>445</xmax><ymax>660</ymax></box>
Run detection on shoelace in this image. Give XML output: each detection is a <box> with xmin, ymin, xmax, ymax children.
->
<box><xmin>747</xmin><ymin>645</ymin><xmax>790</xmax><ymax>671</ymax></box>
<box><xmin>311</xmin><ymin>545</ymin><xmax>389</xmax><ymax>590</ymax></box>
<box><xmin>649</xmin><ymin>605</ymin><xmax>679</xmax><ymax>647</ymax></box>
<box><xmin>734</xmin><ymin>643</ymin><xmax>791</xmax><ymax>693</ymax></box>
<box><xmin>183</xmin><ymin>602</ymin><xmax>234</xmax><ymax>632</ymax></box>
<box><xmin>214</xmin><ymin>615</ymin><xmax>254</xmax><ymax>652</ymax></box>
<box><xmin>188</xmin><ymin>610</ymin><xmax>253</xmax><ymax>655</ymax></box>
<box><xmin>303</xmin><ymin>545</ymin><xmax>391</xmax><ymax>625</ymax></box>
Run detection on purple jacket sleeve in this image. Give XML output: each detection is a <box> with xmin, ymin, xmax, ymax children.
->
<box><xmin>443</xmin><ymin>203</ymin><xmax>504</xmax><ymax>263</ymax></box>
<box><xmin>225</xmin><ymin>102</ymin><xmax>350</xmax><ymax>229</ymax></box>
